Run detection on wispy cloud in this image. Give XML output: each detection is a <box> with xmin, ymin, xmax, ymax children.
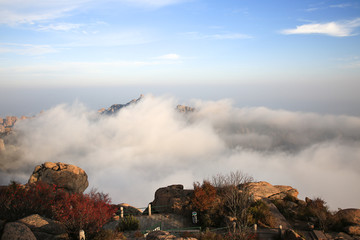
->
<box><xmin>330</xmin><ymin>3</ymin><xmax>352</xmax><ymax>8</ymax></box>
<box><xmin>281</xmin><ymin>18</ymin><xmax>360</xmax><ymax>37</ymax></box>
<box><xmin>155</xmin><ymin>53</ymin><xmax>180</xmax><ymax>60</ymax></box>
<box><xmin>0</xmin><ymin>43</ymin><xmax>57</xmax><ymax>55</ymax></box>
<box><xmin>183</xmin><ymin>31</ymin><xmax>252</xmax><ymax>40</ymax></box>
<box><xmin>337</xmin><ymin>56</ymin><xmax>360</xmax><ymax>69</ymax></box>
<box><xmin>305</xmin><ymin>2</ymin><xmax>352</xmax><ymax>12</ymax></box>
<box><xmin>305</xmin><ymin>7</ymin><xmax>320</xmax><ymax>12</ymax></box>
<box><xmin>0</xmin><ymin>0</ymin><xmax>91</xmax><ymax>25</ymax></box>
<box><xmin>37</xmin><ymin>23</ymin><xmax>83</xmax><ymax>31</ymax></box>
<box><xmin>121</xmin><ymin>0</ymin><xmax>189</xmax><ymax>8</ymax></box>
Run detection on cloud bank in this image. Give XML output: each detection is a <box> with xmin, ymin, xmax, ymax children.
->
<box><xmin>1</xmin><ymin>95</ymin><xmax>360</xmax><ymax>209</ymax></box>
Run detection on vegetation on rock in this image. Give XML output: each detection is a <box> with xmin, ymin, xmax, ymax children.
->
<box><xmin>0</xmin><ymin>181</ymin><xmax>115</xmax><ymax>239</ymax></box>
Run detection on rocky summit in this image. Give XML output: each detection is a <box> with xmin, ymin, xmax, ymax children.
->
<box><xmin>99</xmin><ymin>94</ymin><xmax>144</xmax><ymax>115</ymax></box>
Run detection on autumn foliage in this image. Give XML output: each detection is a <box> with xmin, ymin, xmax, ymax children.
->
<box><xmin>0</xmin><ymin>181</ymin><xmax>115</xmax><ymax>238</ymax></box>
<box><xmin>192</xmin><ymin>181</ymin><xmax>217</xmax><ymax>212</ymax></box>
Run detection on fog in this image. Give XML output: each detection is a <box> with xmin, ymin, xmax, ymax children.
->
<box><xmin>1</xmin><ymin>95</ymin><xmax>359</xmax><ymax>209</ymax></box>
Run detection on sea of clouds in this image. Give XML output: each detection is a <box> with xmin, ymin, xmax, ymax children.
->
<box><xmin>1</xmin><ymin>94</ymin><xmax>359</xmax><ymax>209</ymax></box>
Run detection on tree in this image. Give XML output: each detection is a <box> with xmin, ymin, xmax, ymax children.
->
<box><xmin>192</xmin><ymin>181</ymin><xmax>217</xmax><ymax>212</ymax></box>
<box><xmin>211</xmin><ymin>171</ymin><xmax>254</xmax><ymax>239</ymax></box>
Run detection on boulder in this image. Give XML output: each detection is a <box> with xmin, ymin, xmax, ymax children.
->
<box><xmin>146</xmin><ymin>231</ymin><xmax>197</xmax><ymax>240</ymax></box>
<box><xmin>18</xmin><ymin>214</ymin><xmax>68</xmax><ymax>240</ymax></box>
<box><xmin>1</xmin><ymin>222</ymin><xmax>36</xmax><ymax>240</ymax></box>
<box><xmin>28</xmin><ymin>162</ymin><xmax>88</xmax><ymax>193</ymax></box>
<box><xmin>262</xmin><ymin>198</ymin><xmax>292</xmax><ymax>229</ymax></box>
<box><xmin>245</xmin><ymin>181</ymin><xmax>299</xmax><ymax>201</ymax></box>
<box><xmin>336</xmin><ymin>208</ymin><xmax>360</xmax><ymax>226</ymax></box>
<box><xmin>146</xmin><ymin>230</ymin><xmax>176</xmax><ymax>240</ymax></box>
<box><xmin>344</xmin><ymin>225</ymin><xmax>360</xmax><ymax>235</ymax></box>
<box><xmin>150</xmin><ymin>185</ymin><xmax>193</xmax><ymax>214</ymax></box>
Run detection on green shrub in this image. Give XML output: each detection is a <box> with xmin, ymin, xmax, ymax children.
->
<box><xmin>118</xmin><ymin>215</ymin><xmax>140</xmax><ymax>231</ymax></box>
<box><xmin>249</xmin><ymin>200</ymin><xmax>275</xmax><ymax>227</ymax></box>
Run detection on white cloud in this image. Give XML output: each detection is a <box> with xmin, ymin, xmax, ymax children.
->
<box><xmin>155</xmin><ymin>53</ymin><xmax>180</xmax><ymax>60</ymax></box>
<box><xmin>330</xmin><ymin>3</ymin><xmax>352</xmax><ymax>8</ymax></box>
<box><xmin>0</xmin><ymin>43</ymin><xmax>57</xmax><ymax>55</ymax></box>
<box><xmin>37</xmin><ymin>23</ymin><xmax>83</xmax><ymax>31</ymax></box>
<box><xmin>281</xmin><ymin>18</ymin><xmax>360</xmax><ymax>37</ymax></box>
<box><xmin>0</xmin><ymin>0</ymin><xmax>188</xmax><ymax>25</ymax></box>
<box><xmin>0</xmin><ymin>0</ymin><xmax>91</xmax><ymax>25</ymax></box>
<box><xmin>1</xmin><ymin>96</ymin><xmax>360</xmax><ymax>209</ymax></box>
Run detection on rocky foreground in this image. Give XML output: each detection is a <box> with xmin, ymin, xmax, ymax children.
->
<box><xmin>1</xmin><ymin>162</ymin><xmax>360</xmax><ymax>240</ymax></box>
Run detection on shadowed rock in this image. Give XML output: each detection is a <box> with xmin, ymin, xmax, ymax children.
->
<box><xmin>18</xmin><ymin>214</ymin><xmax>68</xmax><ymax>240</ymax></box>
<box><xmin>1</xmin><ymin>222</ymin><xmax>36</xmax><ymax>240</ymax></box>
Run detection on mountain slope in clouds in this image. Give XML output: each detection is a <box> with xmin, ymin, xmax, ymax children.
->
<box><xmin>0</xmin><ymin>95</ymin><xmax>359</xmax><ymax>209</ymax></box>
<box><xmin>98</xmin><ymin>94</ymin><xmax>144</xmax><ymax>115</ymax></box>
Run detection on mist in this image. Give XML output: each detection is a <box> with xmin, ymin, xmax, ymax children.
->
<box><xmin>1</xmin><ymin>95</ymin><xmax>359</xmax><ymax>210</ymax></box>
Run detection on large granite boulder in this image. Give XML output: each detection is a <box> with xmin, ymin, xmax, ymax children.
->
<box><xmin>1</xmin><ymin>222</ymin><xmax>36</xmax><ymax>240</ymax></box>
<box><xmin>28</xmin><ymin>162</ymin><xmax>88</xmax><ymax>193</ymax></box>
<box><xmin>344</xmin><ymin>225</ymin><xmax>360</xmax><ymax>235</ymax></box>
<box><xmin>150</xmin><ymin>185</ymin><xmax>193</xmax><ymax>214</ymax></box>
<box><xmin>245</xmin><ymin>181</ymin><xmax>299</xmax><ymax>201</ymax></box>
<box><xmin>18</xmin><ymin>214</ymin><xmax>68</xmax><ymax>240</ymax></box>
<box><xmin>336</xmin><ymin>209</ymin><xmax>360</xmax><ymax>226</ymax></box>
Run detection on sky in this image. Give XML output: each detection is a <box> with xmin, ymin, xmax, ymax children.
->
<box><xmin>0</xmin><ymin>0</ymin><xmax>360</xmax><ymax>116</ymax></box>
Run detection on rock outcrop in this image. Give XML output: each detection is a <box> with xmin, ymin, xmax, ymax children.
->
<box><xmin>146</xmin><ymin>230</ymin><xmax>197</xmax><ymax>240</ymax></box>
<box><xmin>100</xmin><ymin>94</ymin><xmax>144</xmax><ymax>115</ymax></box>
<box><xmin>146</xmin><ymin>230</ymin><xmax>176</xmax><ymax>240</ymax></box>
<box><xmin>18</xmin><ymin>214</ymin><xmax>68</xmax><ymax>240</ymax></box>
<box><xmin>1</xmin><ymin>222</ymin><xmax>36</xmax><ymax>240</ymax></box>
<box><xmin>245</xmin><ymin>181</ymin><xmax>299</xmax><ymax>201</ymax></box>
<box><xmin>336</xmin><ymin>209</ymin><xmax>360</xmax><ymax>226</ymax></box>
<box><xmin>262</xmin><ymin>198</ymin><xmax>292</xmax><ymax>229</ymax></box>
<box><xmin>150</xmin><ymin>185</ymin><xmax>193</xmax><ymax>214</ymax></box>
<box><xmin>344</xmin><ymin>225</ymin><xmax>360</xmax><ymax>236</ymax></box>
<box><xmin>176</xmin><ymin>105</ymin><xmax>195</xmax><ymax>113</ymax></box>
<box><xmin>28</xmin><ymin>162</ymin><xmax>88</xmax><ymax>193</ymax></box>
<box><xmin>336</xmin><ymin>208</ymin><xmax>360</xmax><ymax>236</ymax></box>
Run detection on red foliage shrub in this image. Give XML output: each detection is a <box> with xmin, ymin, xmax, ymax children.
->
<box><xmin>52</xmin><ymin>190</ymin><xmax>115</xmax><ymax>238</ymax></box>
<box><xmin>0</xmin><ymin>181</ymin><xmax>115</xmax><ymax>238</ymax></box>
<box><xmin>0</xmin><ymin>181</ymin><xmax>59</xmax><ymax>221</ymax></box>
<box><xmin>192</xmin><ymin>181</ymin><xmax>217</xmax><ymax>212</ymax></box>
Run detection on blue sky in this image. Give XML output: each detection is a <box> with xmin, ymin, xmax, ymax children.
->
<box><xmin>0</xmin><ymin>0</ymin><xmax>360</xmax><ymax>115</ymax></box>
